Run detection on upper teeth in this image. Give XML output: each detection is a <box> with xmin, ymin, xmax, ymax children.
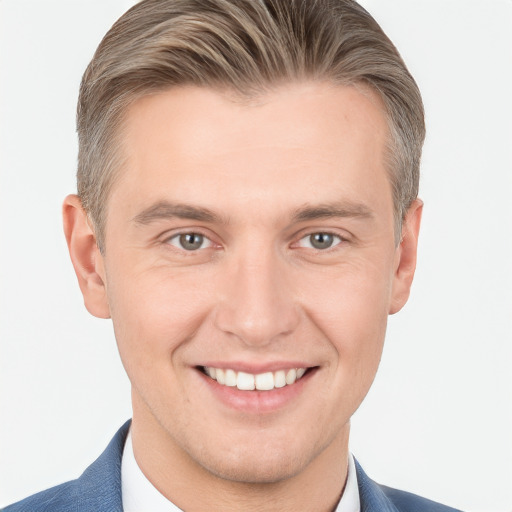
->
<box><xmin>204</xmin><ymin>367</ymin><xmax>307</xmax><ymax>391</ymax></box>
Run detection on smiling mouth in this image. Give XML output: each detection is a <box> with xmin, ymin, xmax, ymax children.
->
<box><xmin>200</xmin><ymin>366</ymin><xmax>311</xmax><ymax>391</ymax></box>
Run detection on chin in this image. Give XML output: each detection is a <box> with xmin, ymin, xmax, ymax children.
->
<box><xmin>198</xmin><ymin>448</ymin><xmax>308</xmax><ymax>484</ymax></box>
<box><xmin>186</xmin><ymin>427</ymin><xmax>335</xmax><ymax>485</ymax></box>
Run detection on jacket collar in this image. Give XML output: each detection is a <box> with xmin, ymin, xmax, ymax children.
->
<box><xmin>355</xmin><ymin>459</ymin><xmax>399</xmax><ymax>512</ymax></box>
<box><xmin>76</xmin><ymin>420</ymin><xmax>130</xmax><ymax>512</ymax></box>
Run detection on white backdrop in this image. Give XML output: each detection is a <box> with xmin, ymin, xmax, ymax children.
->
<box><xmin>0</xmin><ymin>1</ymin><xmax>511</xmax><ymax>511</ymax></box>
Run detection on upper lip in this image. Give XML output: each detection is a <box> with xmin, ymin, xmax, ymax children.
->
<box><xmin>197</xmin><ymin>361</ymin><xmax>316</xmax><ymax>373</ymax></box>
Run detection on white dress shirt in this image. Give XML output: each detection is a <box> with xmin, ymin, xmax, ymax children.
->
<box><xmin>122</xmin><ymin>430</ymin><xmax>360</xmax><ymax>512</ymax></box>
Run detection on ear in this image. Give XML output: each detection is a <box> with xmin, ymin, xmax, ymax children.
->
<box><xmin>62</xmin><ymin>194</ymin><xmax>110</xmax><ymax>319</ymax></box>
<box><xmin>389</xmin><ymin>199</ymin><xmax>423</xmax><ymax>315</ymax></box>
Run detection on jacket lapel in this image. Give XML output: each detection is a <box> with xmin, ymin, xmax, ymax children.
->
<box><xmin>76</xmin><ymin>420</ymin><xmax>131</xmax><ymax>512</ymax></box>
<box><xmin>355</xmin><ymin>459</ymin><xmax>400</xmax><ymax>512</ymax></box>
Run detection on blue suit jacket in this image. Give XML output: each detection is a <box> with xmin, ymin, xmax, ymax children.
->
<box><xmin>2</xmin><ymin>421</ymin><xmax>463</xmax><ymax>512</ymax></box>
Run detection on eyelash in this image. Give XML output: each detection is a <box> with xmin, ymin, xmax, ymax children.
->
<box><xmin>296</xmin><ymin>232</ymin><xmax>345</xmax><ymax>250</ymax></box>
<box><xmin>165</xmin><ymin>232</ymin><xmax>214</xmax><ymax>251</ymax></box>
<box><xmin>163</xmin><ymin>230</ymin><xmax>347</xmax><ymax>253</ymax></box>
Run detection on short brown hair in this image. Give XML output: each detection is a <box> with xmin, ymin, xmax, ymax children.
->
<box><xmin>77</xmin><ymin>0</ymin><xmax>425</xmax><ymax>250</ymax></box>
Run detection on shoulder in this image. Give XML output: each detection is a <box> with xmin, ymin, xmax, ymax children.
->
<box><xmin>379</xmin><ymin>484</ymin><xmax>464</xmax><ymax>512</ymax></box>
<box><xmin>1</xmin><ymin>481</ymin><xmax>79</xmax><ymax>512</ymax></box>
<box><xmin>1</xmin><ymin>420</ymin><xmax>130</xmax><ymax>512</ymax></box>
<box><xmin>354</xmin><ymin>458</ymin><xmax>464</xmax><ymax>512</ymax></box>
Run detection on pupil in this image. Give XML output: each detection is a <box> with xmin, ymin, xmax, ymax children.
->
<box><xmin>311</xmin><ymin>233</ymin><xmax>333</xmax><ymax>249</ymax></box>
<box><xmin>180</xmin><ymin>233</ymin><xmax>203</xmax><ymax>250</ymax></box>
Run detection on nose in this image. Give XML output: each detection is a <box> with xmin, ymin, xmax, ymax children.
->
<box><xmin>213</xmin><ymin>248</ymin><xmax>300</xmax><ymax>347</ymax></box>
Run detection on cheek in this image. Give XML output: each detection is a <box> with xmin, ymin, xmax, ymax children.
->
<box><xmin>298</xmin><ymin>259</ymin><xmax>392</xmax><ymax>384</ymax></box>
<box><xmin>301</xmin><ymin>256</ymin><xmax>392</xmax><ymax>333</ymax></box>
<box><xmin>105</xmin><ymin>264</ymin><xmax>214</xmax><ymax>376</ymax></box>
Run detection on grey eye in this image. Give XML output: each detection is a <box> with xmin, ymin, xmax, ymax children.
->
<box><xmin>179</xmin><ymin>233</ymin><xmax>204</xmax><ymax>250</ymax></box>
<box><xmin>309</xmin><ymin>233</ymin><xmax>334</xmax><ymax>249</ymax></box>
<box><xmin>298</xmin><ymin>232</ymin><xmax>342</xmax><ymax>250</ymax></box>
<box><xmin>168</xmin><ymin>233</ymin><xmax>212</xmax><ymax>251</ymax></box>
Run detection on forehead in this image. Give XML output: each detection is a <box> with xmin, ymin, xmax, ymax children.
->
<box><xmin>109</xmin><ymin>82</ymin><xmax>392</xmax><ymax>227</ymax></box>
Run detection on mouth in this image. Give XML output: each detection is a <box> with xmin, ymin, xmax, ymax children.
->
<box><xmin>199</xmin><ymin>365</ymin><xmax>311</xmax><ymax>391</ymax></box>
<box><xmin>195</xmin><ymin>364</ymin><xmax>319</xmax><ymax>414</ymax></box>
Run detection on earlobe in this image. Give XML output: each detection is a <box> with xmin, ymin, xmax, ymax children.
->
<box><xmin>62</xmin><ymin>194</ymin><xmax>111</xmax><ymax>319</ymax></box>
<box><xmin>389</xmin><ymin>199</ymin><xmax>423</xmax><ymax>315</ymax></box>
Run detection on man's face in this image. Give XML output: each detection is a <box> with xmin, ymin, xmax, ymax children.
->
<box><xmin>73</xmin><ymin>83</ymin><xmax>419</xmax><ymax>483</ymax></box>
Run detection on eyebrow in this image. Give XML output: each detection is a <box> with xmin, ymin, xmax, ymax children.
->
<box><xmin>132</xmin><ymin>199</ymin><xmax>374</xmax><ymax>226</ymax></box>
<box><xmin>291</xmin><ymin>201</ymin><xmax>374</xmax><ymax>223</ymax></box>
<box><xmin>132</xmin><ymin>201</ymin><xmax>226</xmax><ymax>225</ymax></box>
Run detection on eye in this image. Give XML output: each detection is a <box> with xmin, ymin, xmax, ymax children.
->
<box><xmin>298</xmin><ymin>232</ymin><xmax>343</xmax><ymax>250</ymax></box>
<box><xmin>167</xmin><ymin>233</ymin><xmax>213</xmax><ymax>251</ymax></box>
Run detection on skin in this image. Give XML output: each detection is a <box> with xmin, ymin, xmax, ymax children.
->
<box><xmin>63</xmin><ymin>82</ymin><xmax>422</xmax><ymax>512</ymax></box>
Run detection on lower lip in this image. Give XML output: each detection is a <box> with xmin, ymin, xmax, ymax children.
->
<box><xmin>196</xmin><ymin>368</ymin><xmax>317</xmax><ymax>414</ymax></box>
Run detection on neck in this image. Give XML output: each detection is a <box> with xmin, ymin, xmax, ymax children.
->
<box><xmin>130</xmin><ymin>394</ymin><xmax>350</xmax><ymax>512</ymax></box>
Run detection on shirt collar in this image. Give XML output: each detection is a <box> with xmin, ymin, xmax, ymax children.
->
<box><xmin>122</xmin><ymin>430</ymin><xmax>182</xmax><ymax>512</ymax></box>
<box><xmin>335</xmin><ymin>449</ymin><xmax>361</xmax><ymax>512</ymax></box>
<box><xmin>121</xmin><ymin>429</ymin><xmax>360</xmax><ymax>512</ymax></box>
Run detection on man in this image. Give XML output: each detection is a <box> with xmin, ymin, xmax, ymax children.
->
<box><xmin>2</xmin><ymin>0</ymin><xmax>463</xmax><ymax>511</ymax></box>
